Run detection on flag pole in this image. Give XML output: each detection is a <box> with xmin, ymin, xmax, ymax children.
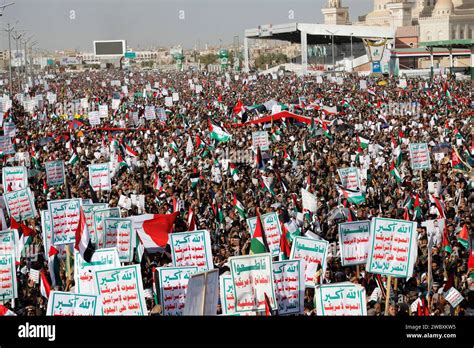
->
<box><xmin>65</xmin><ymin>244</ymin><xmax>72</xmax><ymax>281</ymax></box>
<box><xmin>384</xmin><ymin>276</ymin><xmax>392</xmax><ymax>315</ymax></box>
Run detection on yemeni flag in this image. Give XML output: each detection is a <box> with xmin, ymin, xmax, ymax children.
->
<box><xmin>321</xmin><ymin>121</ymin><xmax>332</xmax><ymax>139</ymax></box>
<box><xmin>125</xmin><ymin>143</ymin><xmax>138</xmax><ymax>157</ymax></box>
<box><xmin>130</xmin><ymin>212</ymin><xmax>179</xmax><ymax>249</ymax></box>
<box><xmin>75</xmin><ymin>208</ymin><xmax>95</xmax><ymax>263</ymax></box>
<box><xmin>40</xmin><ymin>270</ymin><xmax>51</xmax><ymax>299</ymax></box>
<box><xmin>336</xmin><ymin>185</ymin><xmax>365</xmax><ymax>205</ymax></box>
<box><xmin>0</xmin><ymin>305</ymin><xmax>16</xmax><ymax>316</ymax></box>
<box><xmin>357</xmin><ymin>136</ymin><xmax>370</xmax><ymax>149</ymax></box>
<box><xmin>68</xmin><ymin>152</ymin><xmax>78</xmax><ymax>166</ymax></box>
<box><xmin>250</xmin><ymin>210</ymin><xmax>267</xmax><ymax>255</ymax></box>
<box><xmin>390</xmin><ymin>161</ymin><xmax>402</xmax><ymax>183</ymax></box>
<box><xmin>48</xmin><ymin>246</ymin><xmax>62</xmax><ymax>287</ymax></box>
<box><xmin>229</xmin><ymin>162</ymin><xmax>239</xmax><ymax>181</ymax></box>
<box><xmin>413</xmin><ymin>193</ymin><xmax>422</xmax><ymax>220</ymax></box>
<box><xmin>279</xmin><ymin>222</ymin><xmax>291</xmax><ymax>261</ymax></box>
<box><xmin>458</xmin><ymin>224</ymin><xmax>469</xmax><ymax>249</ymax></box>
<box><xmin>153</xmin><ymin>172</ymin><xmax>163</xmax><ymax>191</ymax></box>
<box><xmin>187</xmin><ymin>207</ymin><xmax>197</xmax><ymax>231</ymax></box>
<box><xmin>209</xmin><ymin>119</ymin><xmax>232</xmax><ymax>142</ymax></box>
<box><xmin>11</xmin><ymin>217</ymin><xmax>35</xmax><ymax>261</ymax></box>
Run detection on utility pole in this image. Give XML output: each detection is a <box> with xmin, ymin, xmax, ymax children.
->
<box><xmin>350</xmin><ymin>32</ymin><xmax>354</xmax><ymax>72</ymax></box>
<box><xmin>12</xmin><ymin>30</ymin><xmax>24</xmax><ymax>92</ymax></box>
<box><xmin>4</xmin><ymin>23</ymin><xmax>15</xmax><ymax>96</ymax></box>
<box><xmin>23</xmin><ymin>35</ymin><xmax>33</xmax><ymax>90</ymax></box>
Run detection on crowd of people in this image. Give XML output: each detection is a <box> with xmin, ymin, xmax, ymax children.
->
<box><xmin>1</xmin><ymin>66</ymin><xmax>473</xmax><ymax>316</ymax></box>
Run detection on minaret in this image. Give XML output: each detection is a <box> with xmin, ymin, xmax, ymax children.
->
<box><xmin>321</xmin><ymin>0</ymin><xmax>350</xmax><ymax>25</ymax></box>
<box><xmin>386</xmin><ymin>0</ymin><xmax>413</xmax><ymax>28</ymax></box>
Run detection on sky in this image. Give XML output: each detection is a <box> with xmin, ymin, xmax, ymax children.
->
<box><xmin>0</xmin><ymin>0</ymin><xmax>373</xmax><ymax>52</ymax></box>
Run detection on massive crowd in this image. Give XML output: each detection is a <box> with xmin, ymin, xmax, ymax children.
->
<box><xmin>1</xmin><ymin>67</ymin><xmax>473</xmax><ymax>316</ymax></box>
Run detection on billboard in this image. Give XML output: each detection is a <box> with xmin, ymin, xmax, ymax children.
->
<box><xmin>93</xmin><ymin>40</ymin><xmax>126</xmax><ymax>57</ymax></box>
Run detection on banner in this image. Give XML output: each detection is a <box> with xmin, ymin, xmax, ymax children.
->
<box><xmin>246</xmin><ymin>212</ymin><xmax>281</xmax><ymax>258</ymax></box>
<box><xmin>103</xmin><ymin>218</ymin><xmax>134</xmax><ymax>263</ymax></box>
<box><xmin>46</xmin><ymin>291</ymin><xmax>100</xmax><ymax>316</ymax></box>
<box><xmin>158</xmin><ymin>266</ymin><xmax>198</xmax><ymax>316</ymax></box>
<box><xmin>82</xmin><ymin>203</ymin><xmax>108</xmax><ymax>245</ymax></box>
<box><xmin>88</xmin><ymin>111</ymin><xmax>100</xmax><ymax>126</ymax></box>
<box><xmin>45</xmin><ymin>161</ymin><xmax>65</xmax><ymax>186</ymax></box>
<box><xmin>3</xmin><ymin>122</ymin><xmax>16</xmax><ymax>137</ymax></box>
<box><xmin>0</xmin><ymin>136</ymin><xmax>15</xmax><ymax>155</ymax></box>
<box><xmin>88</xmin><ymin>163</ymin><xmax>111</xmax><ymax>192</ymax></box>
<box><xmin>229</xmin><ymin>253</ymin><xmax>276</xmax><ymax>313</ymax></box>
<box><xmin>409</xmin><ymin>143</ymin><xmax>431</xmax><ymax>171</ymax></box>
<box><xmin>93</xmin><ymin>208</ymin><xmax>120</xmax><ymax>248</ymax></box>
<box><xmin>338</xmin><ymin>167</ymin><xmax>360</xmax><ymax>190</ymax></box>
<box><xmin>314</xmin><ymin>282</ymin><xmax>367</xmax><ymax>316</ymax></box>
<box><xmin>272</xmin><ymin>260</ymin><xmax>305</xmax><ymax>315</ymax></box>
<box><xmin>74</xmin><ymin>248</ymin><xmax>120</xmax><ymax>295</ymax></box>
<box><xmin>252</xmin><ymin>131</ymin><xmax>269</xmax><ymax>151</ymax></box>
<box><xmin>4</xmin><ymin>188</ymin><xmax>37</xmax><ymax>221</ymax></box>
<box><xmin>290</xmin><ymin>236</ymin><xmax>328</xmax><ymax>287</ymax></box>
<box><xmin>0</xmin><ymin>229</ymin><xmax>17</xmax><ymax>261</ymax></box>
<box><xmin>48</xmin><ymin>199</ymin><xmax>81</xmax><ymax>245</ymax></box>
<box><xmin>2</xmin><ymin>166</ymin><xmax>28</xmax><ymax>192</ymax></box>
<box><xmin>95</xmin><ymin>264</ymin><xmax>147</xmax><ymax>315</ymax></box>
<box><xmin>98</xmin><ymin>105</ymin><xmax>108</xmax><ymax>118</ymax></box>
<box><xmin>183</xmin><ymin>269</ymin><xmax>219</xmax><ymax>315</ymax></box>
<box><xmin>338</xmin><ymin>220</ymin><xmax>371</xmax><ymax>266</ymax></box>
<box><xmin>41</xmin><ymin>210</ymin><xmax>66</xmax><ymax>259</ymax></box>
<box><xmin>0</xmin><ymin>251</ymin><xmax>17</xmax><ymax>300</ymax></box>
<box><xmin>169</xmin><ymin>230</ymin><xmax>214</xmax><ymax>272</ymax></box>
<box><xmin>366</xmin><ymin>218</ymin><xmax>418</xmax><ymax>278</ymax></box>
<box><xmin>219</xmin><ymin>275</ymin><xmax>237</xmax><ymax>315</ymax></box>
<box><xmin>144</xmin><ymin>106</ymin><xmax>156</xmax><ymax>120</ymax></box>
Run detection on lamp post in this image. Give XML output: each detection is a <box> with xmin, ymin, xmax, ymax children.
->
<box><xmin>4</xmin><ymin>23</ymin><xmax>15</xmax><ymax>96</ymax></box>
<box><xmin>13</xmin><ymin>30</ymin><xmax>25</xmax><ymax>92</ymax></box>
<box><xmin>350</xmin><ymin>32</ymin><xmax>354</xmax><ymax>72</ymax></box>
<box><xmin>325</xmin><ymin>29</ymin><xmax>339</xmax><ymax>70</ymax></box>
<box><xmin>23</xmin><ymin>35</ymin><xmax>34</xmax><ymax>89</ymax></box>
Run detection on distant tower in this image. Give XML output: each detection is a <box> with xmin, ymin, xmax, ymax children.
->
<box><xmin>322</xmin><ymin>0</ymin><xmax>349</xmax><ymax>25</ymax></box>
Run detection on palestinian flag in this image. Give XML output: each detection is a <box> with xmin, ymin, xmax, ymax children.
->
<box><xmin>125</xmin><ymin>144</ymin><xmax>138</xmax><ymax>157</ymax></box>
<box><xmin>336</xmin><ymin>185</ymin><xmax>365</xmax><ymax>205</ymax></box>
<box><xmin>233</xmin><ymin>100</ymin><xmax>245</xmax><ymax>118</ymax></box>
<box><xmin>283</xmin><ymin>149</ymin><xmax>292</xmax><ymax>162</ymax></box>
<box><xmin>250</xmin><ymin>210</ymin><xmax>267</xmax><ymax>255</ymax></box>
<box><xmin>233</xmin><ymin>195</ymin><xmax>247</xmax><ymax>219</ymax></box>
<box><xmin>321</xmin><ymin>121</ymin><xmax>332</xmax><ymax>139</ymax></box>
<box><xmin>413</xmin><ymin>193</ymin><xmax>422</xmax><ymax>220</ymax></box>
<box><xmin>279</xmin><ymin>222</ymin><xmax>291</xmax><ymax>260</ymax></box>
<box><xmin>444</xmin><ymin>121</ymin><xmax>450</xmax><ymax>137</ymax></box>
<box><xmin>468</xmin><ymin>238</ymin><xmax>474</xmax><ymax>270</ymax></box>
<box><xmin>47</xmin><ymin>246</ymin><xmax>62</xmax><ymax>287</ymax></box>
<box><xmin>271</xmin><ymin>127</ymin><xmax>281</xmax><ymax>142</ymax></box>
<box><xmin>130</xmin><ymin>212</ymin><xmax>179</xmax><ymax>249</ymax></box>
<box><xmin>190</xmin><ymin>172</ymin><xmax>200</xmax><ymax>189</ymax></box>
<box><xmin>209</xmin><ymin>119</ymin><xmax>232</xmax><ymax>143</ymax></box>
<box><xmin>117</xmin><ymin>153</ymin><xmax>128</xmax><ymax>168</ymax></box>
<box><xmin>358</xmin><ymin>136</ymin><xmax>370</xmax><ymax>149</ymax></box>
<box><xmin>261</xmin><ymin>175</ymin><xmax>276</xmax><ymax>196</ymax></box>
<box><xmin>403</xmin><ymin>194</ymin><xmax>414</xmax><ymax>210</ymax></box>
<box><xmin>451</xmin><ymin>149</ymin><xmax>465</xmax><ymax>170</ymax></box>
<box><xmin>403</xmin><ymin>207</ymin><xmax>410</xmax><ymax>221</ymax></box>
<box><xmin>458</xmin><ymin>224</ymin><xmax>469</xmax><ymax>249</ymax></box>
<box><xmin>195</xmin><ymin>135</ymin><xmax>206</xmax><ymax>150</ymax></box>
<box><xmin>43</xmin><ymin>178</ymin><xmax>48</xmax><ymax>194</ymax></box>
<box><xmin>431</xmin><ymin>194</ymin><xmax>446</xmax><ymax>218</ymax></box>
<box><xmin>313</xmin><ymin>262</ymin><xmax>323</xmax><ymax>285</ymax></box>
<box><xmin>442</xmin><ymin>226</ymin><xmax>452</xmax><ymax>254</ymax></box>
<box><xmin>75</xmin><ymin>208</ymin><xmax>95</xmax><ymax>263</ymax></box>
<box><xmin>453</xmin><ymin>129</ymin><xmax>465</xmax><ymax>142</ymax></box>
<box><xmin>68</xmin><ymin>152</ymin><xmax>78</xmax><ymax>166</ymax></box>
<box><xmin>390</xmin><ymin>161</ymin><xmax>402</xmax><ymax>183</ymax></box>
<box><xmin>40</xmin><ymin>270</ymin><xmax>51</xmax><ymax>299</ymax></box>
<box><xmin>229</xmin><ymin>162</ymin><xmax>239</xmax><ymax>181</ymax></box>
<box><xmin>153</xmin><ymin>173</ymin><xmax>163</xmax><ymax>191</ymax></box>
<box><xmin>11</xmin><ymin>217</ymin><xmax>34</xmax><ymax>260</ymax></box>
<box><xmin>264</xmin><ymin>293</ymin><xmax>272</xmax><ymax>316</ymax></box>
<box><xmin>169</xmin><ymin>141</ymin><xmax>178</xmax><ymax>153</ymax></box>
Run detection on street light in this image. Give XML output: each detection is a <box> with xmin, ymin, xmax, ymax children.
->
<box><xmin>22</xmin><ymin>35</ymin><xmax>34</xmax><ymax>89</ymax></box>
<box><xmin>325</xmin><ymin>29</ymin><xmax>339</xmax><ymax>69</ymax></box>
<box><xmin>350</xmin><ymin>32</ymin><xmax>354</xmax><ymax>72</ymax></box>
<box><xmin>13</xmin><ymin>29</ymin><xmax>25</xmax><ymax>91</ymax></box>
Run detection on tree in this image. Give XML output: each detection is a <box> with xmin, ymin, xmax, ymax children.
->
<box><xmin>200</xmin><ymin>53</ymin><xmax>218</xmax><ymax>66</ymax></box>
<box><xmin>254</xmin><ymin>52</ymin><xmax>288</xmax><ymax>70</ymax></box>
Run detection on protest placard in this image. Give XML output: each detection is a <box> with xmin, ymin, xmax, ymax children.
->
<box><xmin>337</xmin><ymin>167</ymin><xmax>360</xmax><ymax>190</ymax></box>
<box><xmin>93</xmin><ymin>208</ymin><xmax>121</xmax><ymax>248</ymax></box>
<box><xmin>183</xmin><ymin>269</ymin><xmax>219</xmax><ymax>315</ymax></box>
<box><xmin>88</xmin><ymin>111</ymin><xmax>100</xmax><ymax>126</ymax></box>
<box><xmin>98</xmin><ymin>104</ymin><xmax>108</xmax><ymax>118</ymax></box>
<box><xmin>48</xmin><ymin>199</ymin><xmax>81</xmax><ymax>245</ymax></box>
<box><xmin>169</xmin><ymin>230</ymin><xmax>214</xmax><ymax>272</ymax></box>
<box><xmin>158</xmin><ymin>266</ymin><xmax>198</xmax><ymax>316</ymax></box>
<box><xmin>314</xmin><ymin>282</ymin><xmax>367</xmax><ymax>316</ymax></box>
<box><xmin>41</xmin><ymin>210</ymin><xmax>66</xmax><ymax>259</ymax></box>
<box><xmin>444</xmin><ymin>287</ymin><xmax>464</xmax><ymax>308</ymax></box>
<box><xmin>144</xmin><ymin>105</ymin><xmax>156</xmax><ymax>120</ymax></box>
<box><xmin>0</xmin><ymin>136</ymin><xmax>14</xmax><ymax>155</ymax></box>
<box><xmin>229</xmin><ymin>253</ymin><xmax>276</xmax><ymax>313</ymax></box>
<box><xmin>272</xmin><ymin>260</ymin><xmax>305</xmax><ymax>315</ymax></box>
<box><xmin>95</xmin><ymin>264</ymin><xmax>147</xmax><ymax>315</ymax></box>
<box><xmin>290</xmin><ymin>236</ymin><xmax>328</xmax><ymax>287</ymax></box>
<box><xmin>4</xmin><ymin>188</ymin><xmax>37</xmax><ymax>221</ymax></box>
<box><xmin>74</xmin><ymin>248</ymin><xmax>120</xmax><ymax>295</ymax></box>
<box><xmin>2</xmin><ymin>166</ymin><xmax>28</xmax><ymax>191</ymax></box>
<box><xmin>247</xmin><ymin>212</ymin><xmax>281</xmax><ymax>258</ymax></box>
<box><xmin>409</xmin><ymin>143</ymin><xmax>431</xmax><ymax>171</ymax></box>
<box><xmin>82</xmin><ymin>203</ymin><xmax>108</xmax><ymax>245</ymax></box>
<box><xmin>45</xmin><ymin>161</ymin><xmax>65</xmax><ymax>186</ymax></box>
<box><xmin>0</xmin><ymin>229</ymin><xmax>17</xmax><ymax>261</ymax></box>
<box><xmin>3</xmin><ymin>122</ymin><xmax>16</xmax><ymax>137</ymax></box>
<box><xmin>104</xmin><ymin>218</ymin><xmax>134</xmax><ymax>263</ymax></box>
<box><xmin>219</xmin><ymin>275</ymin><xmax>237</xmax><ymax>315</ymax></box>
<box><xmin>88</xmin><ymin>163</ymin><xmax>111</xmax><ymax>192</ymax></box>
<box><xmin>366</xmin><ymin>218</ymin><xmax>418</xmax><ymax>278</ymax></box>
<box><xmin>46</xmin><ymin>291</ymin><xmax>100</xmax><ymax>316</ymax></box>
<box><xmin>0</xmin><ymin>251</ymin><xmax>16</xmax><ymax>300</ymax></box>
<box><xmin>252</xmin><ymin>131</ymin><xmax>269</xmax><ymax>151</ymax></box>
<box><xmin>338</xmin><ymin>220</ymin><xmax>371</xmax><ymax>266</ymax></box>
<box><xmin>165</xmin><ymin>97</ymin><xmax>173</xmax><ymax>107</ymax></box>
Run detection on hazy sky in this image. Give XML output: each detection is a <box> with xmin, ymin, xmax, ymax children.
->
<box><xmin>0</xmin><ymin>0</ymin><xmax>373</xmax><ymax>51</ymax></box>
